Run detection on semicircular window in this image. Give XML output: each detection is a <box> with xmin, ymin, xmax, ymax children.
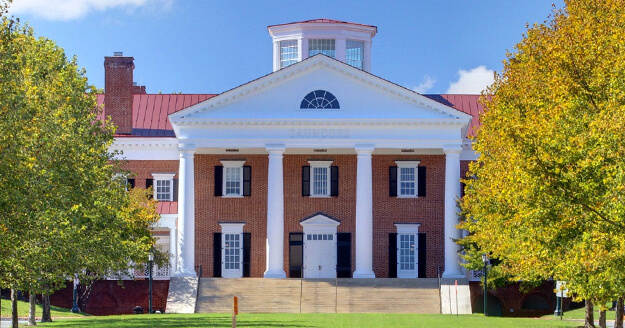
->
<box><xmin>300</xmin><ymin>90</ymin><xmax>340</xmax><ymax>109</ymax></box>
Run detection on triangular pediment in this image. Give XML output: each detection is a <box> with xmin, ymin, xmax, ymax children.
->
<box><xmin>300</xmin><ymin>212</ymin><xmax>340</xmax><ymax>226</ymax></box>
<box><xmin>169</xmin><ymin>55</ymin><xmax>472</xmax><ymax>124</ymax></box>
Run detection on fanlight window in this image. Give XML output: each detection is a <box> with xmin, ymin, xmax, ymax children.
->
<box><xmin>300</xmin><ymin>90</ymin><xmax>340</xmax><ymax>109</ymax></box>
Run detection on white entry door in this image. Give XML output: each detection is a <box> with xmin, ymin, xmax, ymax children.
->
<box><xmin>303</xmin><ymin>233</ymin><xmax>336</xmax><ymax>279</ymax></box>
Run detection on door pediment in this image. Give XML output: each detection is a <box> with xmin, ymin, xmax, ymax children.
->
<box><xmin>300</xmin><ymin>212</ymin><xmax>340</xmax><ymax>228</ymax></box>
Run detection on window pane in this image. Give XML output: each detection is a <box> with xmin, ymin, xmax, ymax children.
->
<box><xmin>312</xmin><ymin>166</ymin><xmax>328</xmax><ymax>195</ymax></box>
<box><xmin>346</xmin><ymin>40</ymin><xmax>364</xmax><ymax>70</ymax></box>
<box><xmin>225</xmin><ymin>167</ymin><xmax>241</xmax><ymax>196</ymax></box>
<box><xmin>223</xmin><ymin>234</ymin><xmax>240</xmax><ymax>271</ymax></box>
<box><xmin>399</xmin><ymin>167</ymin><xmax>416</xmax><ymax>196</ymax></box>
<box><xmin>309</xmin><ymin>39</ymin><xmax>335</xmax><ymax>58</ymax></box>
<box><xmin>155</xmin><ymin>179</ymin><xmax>171</xmax><ymax>201</ymax></box>
<box><xmin>280</xmin><ymin>40</ymin><xmax>298</xmax><ymax>68</ymax></box>
<box><xmin>398</xmin><ymin>233</ymin><xmax>417</xmax><ymax>273</ymax></box>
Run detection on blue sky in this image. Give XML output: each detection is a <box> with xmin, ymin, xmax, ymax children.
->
<box><xmin>9</xmin><ymin>0</ymin><xmax>563</xmax><ymax>95</ymax></box>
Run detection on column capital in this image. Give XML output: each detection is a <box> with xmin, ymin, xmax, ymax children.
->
<box><xmin>443</xmin><ymin>145</ymin><xmax>462</xmax><ymax>155</ymax></box>
<box><xmin>178</xmin><ymin>144</ymin><xmax>196</xmax><ymax>153</ymax></box>
<box><xmin>355</xmin><ymin>144</ymin><xmax>374</xmax><ymax>154</ymax></box>
<box><xmin>266</xmin><ymin>144</ymin><xmax>286</xmax><ymax>154</ymax></box>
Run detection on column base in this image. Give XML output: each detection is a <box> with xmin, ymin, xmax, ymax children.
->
<box><xmin>174</xmin><ymin>268</ymin><xmax>197</xmax><ymax>278</ymax></box>
<box><xmin>263</xmin><ymin>270</ymin><xmax>286</xmax><ymax>278</ymax></box>
<box><xmin>441</xmin><ymin>270</ymin><xmax>465</xmax><ymax>279</ymax></box>
<box><xmin>353</xmin><ymin>270</ymin><xmax>376</xmax><ymax>279</ymax></box>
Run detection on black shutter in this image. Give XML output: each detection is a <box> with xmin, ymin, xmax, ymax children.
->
<box><xmin>302</xmin><ymin>166</ymin><xmax>310</xmax><ymax>196</ymax></box>
<box><xmin>145</xmin><ymin>179</ymin><xmax>153</xmax><ymax>199</ymax></box>
<box><xmin>418</xmin><ymin>233</ymin><xmax>427</xmax><ymax>278</ymax></box>
<box><xmin>417</xmin><ymin>166</ymin><xmax>427</xmax><ymax>197</ymax></box>
<box><xmin>127</xmin><ymin>179</ymin><xmax>135</xmax><ymax>189</ymax></box>
<box><xmin>330</xmin><ymin>166</ymin><xmax>339</xmax><ymax>197</ymax></box>
<box><xmin>214</xmin><ymin>166</ymin><xmax>223</xmax><ymax>197</ymax></box>
<box><xmin>243</xmin><ymin>166</ymin><xmax>251</xmax><ymax>197</ymax></box>
<box><xmin>389</xmin><ymin>233</ymin><xmax>397</xmax><ymax>278</ymax></box>
<box><xmin>389</xmin><ymin>167</ymin><xmax>397</xmax><ymax>197</ymax></box>
<box><xmin>337</xmin><ymin>233</ymin><xmax>351</xmax><ymax>278</ymax></box>
<box><xmin>460</xmin><ymin>182</ymin><xmax>466</xmax><ymax>198</ymax></box>
<box><xmin>289</xmin><ymin>233</ymin><xmax>304</xmax><ymax>278</ymax></box>
<box><xmin>173</xmin><ymin>179</ymin><xmax>178</xmax><ymax>201</ymax></box>
<box><xmin>213</xmin><ymin>233</ymin><xmax>222</xmax><ymax>278</ymax></box>
<box><xmin>243</xmin><ymin>233</ymin><xmax>251</xmax><ymax>277</ymax></box>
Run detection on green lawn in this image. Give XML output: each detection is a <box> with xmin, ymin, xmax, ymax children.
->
<box><xmin>0</xmin><ymin>298</ymin><xmax>88</xmax><ymax>319</ymax></box>
<box><xmin>33</xmin><ymin>313</ymin><xmax>583</xmax><ymax>328</ymax></box>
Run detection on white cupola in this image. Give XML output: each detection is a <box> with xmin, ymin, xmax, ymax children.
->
<box><xmin>267</xmin><ymin>19</ymin><xmax>377</xmax><ymax>72</ymax></box>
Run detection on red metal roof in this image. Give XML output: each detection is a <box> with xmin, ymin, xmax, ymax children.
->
<box><xmin>157</xmin><ymin>201</ymin><xmax>178</xmax><ymax>214</ymax></box>
<box><xmin>97</xmin><ymin>94</ymin><xmax>216</xmax><ymax>136</ymax></box>
<box><xmin>268</xmin><ymin>19</ymin><xmax>377</xmax><ymax>30</ymax></box>
<box><xmin>424</xmin><ymin>94</ymin><xmax>484</xmax><ymax>137</ymax></box>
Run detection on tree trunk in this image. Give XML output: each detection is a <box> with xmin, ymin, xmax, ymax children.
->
<box><xmin>11</xmin><ymin>289</ymin><xmax>19</xmax><ymax>328</ymax></box>
<box><xmin>41</xmin><ymin>294</ymin><xmax>52</xmax><ymax>323</ymax></box>
<box><xmin>585</xmin><ymin>299</ymin><xmax>596</xmax><ymax>328</ymax></box>
<box><xmin>599</xmin><ymin>309</ymin><xmax>606</xmax><ymax>328</ymax></box>
<box><xmin>28</xmin><ymin>293</ymin><xmax>37</xmax><ymax>326</ymax></box>
<box><xmin>615</xmin><ymin>297</ymin><xmax>624</xmax><ymax>328</ymax></box>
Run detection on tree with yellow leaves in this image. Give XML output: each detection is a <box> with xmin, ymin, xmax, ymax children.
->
<box><xmin>459</xmin><ymin>1</ymin><xmax>625</xmax><ymax>327</ymax></box>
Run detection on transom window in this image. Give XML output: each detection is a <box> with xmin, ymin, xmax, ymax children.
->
<box><xmin>280</xmin><ymin>40</ymin><xmax>298</xmax><ymax>68</ymax></box>
<box><xmin>346</xmin><ymin>40</ymin><xmax>364</xmax><ymax>70</ymax></box>
<box><xmin>221</xmin><ymin>160</ymin><xmax>246</xmax><ymax>197</ymax></box>
<box><xmin>309</xmin><ymin>160</ymin><xmax>332</xmax><ymax>197</ymax></box>
<box><xmin>306</xmin><ymin>233</ymin><xmax>334</xmax><ymax>241</ymax></box>
<box><xmin>396</xmin><ymin>161</ymin><xmax>420</xmax><ymax>198</ymax></box>
<box><xmin>151</xmin><ymin>173</ymin><xmax>175</xmax><ymax>201</ymax></box>
<box><xmin>300</xmin><ymin>90</ymin><xmax>340</xmax><ymax>109</ymax></box>
<box><xmin>309</xmin><ymin>39</ymin><xmax>335</xmax><ymax>58</ymax></box>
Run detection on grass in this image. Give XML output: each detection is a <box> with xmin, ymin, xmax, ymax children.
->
<box><xmin>0</xmin><ymin>298</ymin><xmax>88</xmax><ymax>319</ymax></box>
<box><xmin>550</xmin><ymin>302</ymin><xmax>619</xmax><ymax>321</ymax></box>
<box><xmin>32</xmin><ymin>313</ymin><xmax>584</xmax><ymax>328</ymax></box>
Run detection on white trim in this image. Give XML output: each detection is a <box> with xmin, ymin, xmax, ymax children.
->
<box><xmin>394</xmin><ymin>223</ymin><xmax>421</xmax><ymax>279</ymax></box>
<box><xmin>152</xmin><ymin>173</ymin><xmax>176</xmax><ymax>201</ymax></box>
<box><xmin>395</xmin><ymin>161</ymin><xmax>420</xmax><ymax>198</ymax></box>
<box><xmin>219</xmin><ymin>223</ymin><xmax>246</xmax><ymax>279</ymax></box>
<box><xmin>308</xmin><ymin>160</ymin><xmax>333</xmax><ymax>197</ymax></box>
<box><xmin>220</xmin><ymin>160</ymin><xmax>246</xmax><ymax>197</ymax></box>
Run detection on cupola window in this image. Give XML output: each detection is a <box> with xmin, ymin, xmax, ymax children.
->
<box><xmin>300</xmin><ymin>90</ymin><xmax>340</xmax><ymax>109</ymax></box>
<box><xmin>346</xmin><ymin>40</ymin><xmax>364</xmax><ymax>70</ymax></box>
<box><xmin>309</xmin><ymin>39</ymin><xmax>335</xmax><ymax>58</ymax></box>
<box><xmin>280</xmin><ymin>40</ymin><xmax>298</xmax><ymax>68</ymax></box>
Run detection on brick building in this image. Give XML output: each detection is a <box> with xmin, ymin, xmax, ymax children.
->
<box><xmin>97</xmin><ymin>19</ymin><xmax>523</xmax><ymax>314</ymax></box>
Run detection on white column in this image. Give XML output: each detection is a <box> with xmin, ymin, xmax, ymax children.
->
<box><xmin>175</xmin><ymin>145</ymin><xmax>196</xmax><ymax>277</ymax></box>
<box><xmin>264</xmin><ymin>145</ymin><xmax>286</xmax><ymax>278</ymax></box>
<box><xmin>353</xmin><ymin>145</ymin><xmax>376</xmax><ymax>278</ymax></box>
<box><xmin>169</xmin><ymin>227</ymin><xmax>177</xmax><ymax>277</ymax></box>
<box><xmin>442</xmin><ymin>145</ymin><xmax>464</xmax><ymax>278</ymax></box>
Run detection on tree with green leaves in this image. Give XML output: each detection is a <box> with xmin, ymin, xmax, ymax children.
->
<box><xmin>0</xmin><ymin>2</ymin><xmax>162</xmax><ymax>327</ymax></box>
<box><xmin>459</xmin><ymin>1</ymin><xmax>625</xmax><ymax>327</ymax></box>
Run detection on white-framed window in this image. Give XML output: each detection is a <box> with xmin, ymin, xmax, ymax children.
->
<box><xmin>280</xmin><ymin>40</ymin><xmax>298</xmax><ymax>68</ymax></box>
<box><xmin>346</xmin><ymin>40</ymin><xmax>364</xmax><ymax>70</ymax></box>
<box><xmin>395</xmin><ymin>161</ymin><xmax>420</xmax><ymax>198</ymax></box>
<box><xmin>309</xmin><ymin>39</ymin><xmax>335</xmax><ymax>58</ymax></box>
<box><xmin>221</xmin><ymin>160</ymin><xmax>246</xmax><ymax>197</ymax></box>
<box><xmin>395</xmin><ymin>223</ymin><xmax>420</xmax><ymax>278</ymax></box>
<box><xmin>309</xmin><ymin>160</ymin><xmax>333</xmax><ymax>197</ymax></box>
<box><xmin>220</xmin><ymin>222</ymin><xmax>245</xmax><ymax>278</ymax></box>
<box><xmin>152</xmin><ymin>173</ymin><xmax>175</xmax><ymax>201</ymax></box>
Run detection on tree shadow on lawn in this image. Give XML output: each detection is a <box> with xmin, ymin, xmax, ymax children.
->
<box><xmin>42</xmin><ymin>315</ymin><xmax>314</xmax><ymax>328</ymax></box>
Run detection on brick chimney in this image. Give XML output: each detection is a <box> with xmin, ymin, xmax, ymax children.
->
<box><xmin>104</xmin><ymin>52</ymin><xmax>135</xmax><ymax>134</ymax></box>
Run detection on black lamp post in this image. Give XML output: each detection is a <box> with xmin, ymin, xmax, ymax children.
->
<box><xmin>148</xmin><ymin>252</ymin><xmax>154</xmax><ymax>314</ymax></box>
<box><xmin>482</xmin><ymin>253</ymin><xmax>489</xmax><ymax>317</ymax></box>
<box><xmin>71</xmin><ymin>275</ymin><xmax>80</xmax><ymax>313</ymax></box>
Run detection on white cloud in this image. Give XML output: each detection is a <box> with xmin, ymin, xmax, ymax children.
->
<box><xmin>9</xmin><ymin>0</ymin><xmax>173</xmax><ymax>21</ymax></box>
<box><xmin>412</xmin><ymin>75</ymin><xmax>436</xmax><ymax>94</ymax></box>
<box><xmin>446</xmin><ymin>66</ymin><xmax>494</xmax><ymax>94</ymax></box>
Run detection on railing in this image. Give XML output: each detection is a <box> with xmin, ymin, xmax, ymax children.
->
<box><xmin>134</xmin><ymin>263</ymin><xmax>170</xmax><ymax>280</ymax></box>
<box><xmin>469</xmin><ymin>269</ymin><xmax>484</xmax><ymax>282</ymax></box>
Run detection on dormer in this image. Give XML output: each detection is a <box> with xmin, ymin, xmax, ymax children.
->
<box><xmin>267</xmin><ymin>19</ymin><xmax>377</xmax><ymax>72</ymax></box>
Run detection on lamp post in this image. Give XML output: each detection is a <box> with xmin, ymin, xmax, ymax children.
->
<box><xmin>148</xmin><ymin>252</ymin><xmax>154</xmax><ymax>314</ymax></box>
<box><xmin>482</xmin><ymin>253</ymin><xmax>489</xmax><ymax>317</ymax></box>
<box><xmin>71</xmin><ymin>275</ymin><xmax>80</xmax><ymax>313</ymax></box>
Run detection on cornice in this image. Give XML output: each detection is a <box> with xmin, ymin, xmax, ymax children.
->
<box><xmin>112</xmin><ymin>138</ymin><xmax>177</xmax><ymax>149</ymax></box>
<box><xmin>170</xmin><ymin>118</ymin><xmax>468</xmax><ymax>128</ymax></box>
